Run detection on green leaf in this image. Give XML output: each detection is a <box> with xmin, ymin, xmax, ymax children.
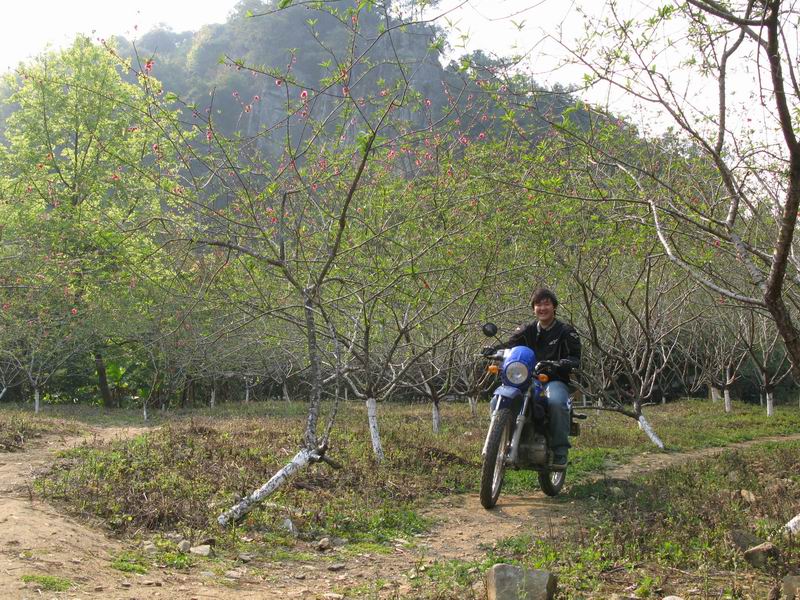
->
<box><xmin>278</xmin><ymin>0</ymin><xmax>293</xmax><ymax>8</ymax></box>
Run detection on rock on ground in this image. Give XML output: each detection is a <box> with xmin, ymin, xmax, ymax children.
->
<box><xmin>485</xmin><ymin>563</ymin><xmax>556</xmax><ymax>600</ymax></box>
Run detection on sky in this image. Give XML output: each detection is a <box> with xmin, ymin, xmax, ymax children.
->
<box><xmin>0</xmin><ymin>1</ymin><xmax>239</xmax><ymax>72</ymax></box>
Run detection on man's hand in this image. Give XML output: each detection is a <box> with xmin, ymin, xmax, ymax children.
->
<box><xmin>535</xmin><ymin>360</ymin><xmax>557</xmax><ymax>377</ymax></box>
<box><xmin>481</xmin><ymin>346</ymin><xmax>497</xmax><ymax>357</ymax></box>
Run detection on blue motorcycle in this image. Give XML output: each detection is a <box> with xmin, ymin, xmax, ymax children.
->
<box><xmin>479</xmin><ymin>323</ymin><xmax>585</xmax><ymax>508</ymax></box>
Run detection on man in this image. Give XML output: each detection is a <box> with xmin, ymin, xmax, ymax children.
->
<box><xmin>484</xmin><ymin>288</ymin><xmax>581</xmax><ymax>468</ymax></box>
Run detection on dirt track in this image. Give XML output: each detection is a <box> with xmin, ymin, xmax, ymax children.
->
<box><xmin>2</xmin><ymin>428</ymin><xmax>799</xmax><ymax>599</ymax></box>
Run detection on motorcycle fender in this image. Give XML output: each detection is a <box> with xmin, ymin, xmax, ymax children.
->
<box><xmin>490</xmin><ymin>386</ymin><xmax>522</xmax><ymax>411</ymax></box>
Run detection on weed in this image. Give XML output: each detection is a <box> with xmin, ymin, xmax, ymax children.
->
<box><xmin>20</xmin><ymin>574</ymin><xmax>72</xmax><ymax>591</ymax></box>
<box><xmin>110</xmin><ymin>551</ymin><xmax>148</xmax><ymax>574</ymax></box>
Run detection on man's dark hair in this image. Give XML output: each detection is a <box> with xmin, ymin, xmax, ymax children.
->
<box><xmin>531</xmin><ymin>288</ymin><xmax>558</xmax><ymax>308</ymax></box>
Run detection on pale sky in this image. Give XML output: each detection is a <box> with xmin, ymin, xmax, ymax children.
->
<box><xmin>1</xmin><ymin>1</ymin><xmax>239</xmax><ymax>72</ymax></box>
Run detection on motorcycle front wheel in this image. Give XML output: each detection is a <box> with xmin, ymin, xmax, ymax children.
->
<box><xmin>538</xmin><ymin>469</ymin><xmax>566</xmax><ymax>497</ymax></box>
<box><xmin>480</xmin><ymin>407</ymin><xmax>512</xmax><ymax>509</ymax></box>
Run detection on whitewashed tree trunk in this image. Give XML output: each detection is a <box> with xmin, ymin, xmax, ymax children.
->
<box><xmin>283</xmin><ymin>380</ymin><xmax>290</xmax><ymax>403</ymax></box>
<box><xmin>766</xmin><ymin>391</ymin><xmax>774</xmax><ymax>417</ymax></box>
<box><xmin>143</xmin><ymin>400</ymin><xmax>148</xmax><ymax>422</ymax></box>
<box><xmin>244</xmin><ymin>379</ymin><xmax>250</xmax><ymax>404</ymax></box>
<box><xmin>637</xmin><ymin>415</ymin><xmax>665</xmax><ymax>449</ymax></box>
<box><xmin>0</xmin><ymin>386</ymin><xmax>6</xmax><ymax>402</ymax></box>
<box><xmin>759</xmin><ymin>391</ymin><xmax>764</xmax><ymax>407</ymax></box>
<box><xmin>210</xmin><ymin>388</ymin><xmax>216</xmax><ymax>408</ymax></box>
<box><xmin>723</xmin><ymin>388</ymin><xmax>732</xmax><ymax>413</ymax></box>
<box><xmin>783</xmin><ymin>513</ymin><xmax>800</xmax><ymax>537</ymax></box>
<box><xmin>710</xmin><ymin>386</ymin><xmax>721</xmax><ymax>402</ymax></box>
<box><xmin>218</xmin><ymin>447</ymin><xmax>315</xmax><ymax>526</ymax></box>
<box><xmin>34</xmin><ymin>387</ymin><xmax>40</xmax><ymax>414</ymax></box>
<box><xmin>366</xmin><ymin>397</ymin><xmax>384</xmax><ymax>462</ymax></box>
<box><xmin>468</xmin><ymin>395</ymin><xmax>478</xmax><ymax>418</ymax></box>
<box><xmin>432</xmin><ymin>401</ymin><xmax>441</xmax><ymax>434</ymax></box>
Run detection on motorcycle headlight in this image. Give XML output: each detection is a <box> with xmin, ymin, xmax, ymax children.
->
<box><xmin>505</xmin><ymin>361</ymin><xmax>529</xmax><ymax>384</ymax></box>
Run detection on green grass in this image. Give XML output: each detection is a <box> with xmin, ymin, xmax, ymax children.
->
<box><xmin>27</xmin><ymin>395</ymin><xmax>800</xmax><ymax>593</ymax></box>
<box><xmin>485</xmin><ymin>439</ymin><xmax>800</xmax><ymax>598</ymax></box>
<box><xmin>110</xmin><ymin>551</ymin><xmax>149</xmax><ymax>574</ymax></box>
<box><xmin>0</xmin><ymin>408</ymin><xmax>83</xmax><ymax>451</ymax></box>
<box><xmin>20</xmin><ymin>574</ymin><xmax>72</xmax><ymax>591</ymax></box>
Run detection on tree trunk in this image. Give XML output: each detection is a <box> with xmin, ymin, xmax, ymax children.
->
<box><xmin>766</xmin><ymin>390</ymin><xmax>774</xmax><ymax>417</ymax></box>
<box><xmin>218</xmin><ymin>447</ymin><xmax>316</xmax><ymax>526</ymax></box>
<box><xmin>94</xmin><ymin>352</ymin><xmax>114</xmax><ymax>409</ymax></box>
<box><xmin>710</xmin><ymin>386</ymin><xmax>721</xmax><ymax>402</ymax></box>
<box><xmin>468</xmin><ymin>395</ymin><xmax>478</xmax><ymax>418</ymax></box>
<box><xmin>34</xmin><ymin>387</ymin><xmax>40</xmax><ymax>414</ymax></box>
<box><xmin>366</xmin><ymin>397</ymin><xmax>384</xmax><ymax>462</ymax></box>
<box><xmin>723</xmin><ymin>388</ymin><xmax>732</xmax><ymax>413</ymax></box>
<box><xmin>143</xmin><ymin>398</ymin><xmax>148</xmax><ymax>421</ymax></box>
<box><xmin>432</xmin><ymin>399</ymin><xmax>441</xmax><ymax>434</ymax></box>
<box><xmin>210</xmin><ymin>386</ymin><xmax>216</xmax><ymax>408</ymax></box>
<box><xmin>283</xmin><ymin>380</ymin><xmax>291</xmax><ymax>403</ymax></box>
<box><xmin>244</xmin><ymin>379</ymin><xmax>250</xmax><ymax>404</ymax></box>
<box><xmin>637</xmin><ymin>415</ymin><xmax>665</xmax><ymax>449</ymax></box>
<box><xmin>0</xmin><ymin>386</ymin><xmax>6</xmax><ymax>402</ymax></box>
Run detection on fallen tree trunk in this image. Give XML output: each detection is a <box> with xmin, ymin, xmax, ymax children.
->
<box><xmin>217</xmin><ymin>444</ymin><xmax>340</xmax><ymax>527</ymax></box>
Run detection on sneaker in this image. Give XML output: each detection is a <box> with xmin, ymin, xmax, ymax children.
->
<box><xmin>549</xmin><ymin>455</ymin><xmax>568</xmax><ymax>470</ymax></box>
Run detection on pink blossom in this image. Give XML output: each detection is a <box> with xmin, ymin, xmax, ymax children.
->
<box><xmin>70</xmin><ymin>308</ymin><xmax>78</xmax><ymax>316</ymax></box>
<box><xmin>478</xmin><ymin>132</ymin><xmax>486</xmax><ymax>140</ymax></box>
<box><xmin>424</xmin><ymin>98</ymin><xmax>432</xmax><ymax>107</ymax></box>
<box><xmin>233</xmin><ymin>90</ymin><xmax>239</xmax><ymax>97</ymax></box>
<box><xmin>459</xmin><ymin>135</ymin><xmax>469</xmax><ymax>145</ymax></box>
<box><xmin>2</xmin><ymin>303</ymin><xmax>10</xmax><ymax>311</ymax></box>
<box><xmin>253</xmin><ymin>95</ymin><xmax>260</xmax><ymax>101</ymax></box>
<box><xmin>275</xmin><ymin>79</ymin><xmax>283</xmax><ymax>86</ymax></box>
<box><xmin>206</xmin><ymin>129</ymin><xmax>213</xmax><ymax>141</ymax></box>
<box><xmin>144</xmin><ymin>59</ymin><xmax>154</xmax><ymax>72</ymax></box>
<box><xmin>342</xmin><ymin>86</ymin><xmax>349</xmax><ymax>96</ymax></box>
<box><xmin>380</xmin><ymin>89</ymin><xmax>388</xmax><ymax>97</ymax></box>
<box><xmin>244</xmin><ymin>104</ymin><xmax>252</xmax><ymax>112</ymax></box>
<box><xmin>152</xmin><ymin>143</ymin><xmax>159</xmax><ymax>152</ymax></box>
<box><xmin>300</xmin><ymin>89</ymin><xmax>308</xmax><ymax>100</ymax></box>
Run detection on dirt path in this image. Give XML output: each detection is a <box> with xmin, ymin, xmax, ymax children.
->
<box><xmin>2</xmin><ymin>430</ymin><xmax>799</xmax><ymax>599</ymax></box>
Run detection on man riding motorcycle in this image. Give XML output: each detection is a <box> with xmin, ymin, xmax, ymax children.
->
<box><xmin>483</xmin><ymin>288</ymin><xmax>581</xmax><ymax>468</ymax></box>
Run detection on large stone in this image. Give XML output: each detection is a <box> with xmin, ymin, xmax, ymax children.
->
<box><xmin>177</xmin><ymin>540</ymin><xmax>191</xmax><ymax>553</ymax></box>
<box><xmin>486</xmin><ymin>563</ymin><xmax>557</xmax><ymax>600</ymax></box>
<box><xmin>189</xmin><ymin>544</ymin><xmax>213</xmax><ymax>557</ymax></box>
<box><xmin>743</xmin><ymin>542</ymin><xmax>778</xmax><ymax>568</ymax></box>
<box><xmin>662</xmin><ymin>596</ymin><xmax>685</xmax><ymax>600</ymax></box>
<box><xmin>729</xmin><ymin>529</ymin><xmax>764</xmax><ymax>551</ymax></box>
<box><xmin>784</xmin><ymin>575</ymin><xmax>800</xmax><ymax>600</ymax></box>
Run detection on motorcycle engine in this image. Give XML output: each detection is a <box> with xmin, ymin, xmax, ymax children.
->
<box><xmin>519</xmin><ymin>426</ymin><xmax>548</xmax><ymax>466</ymax></box>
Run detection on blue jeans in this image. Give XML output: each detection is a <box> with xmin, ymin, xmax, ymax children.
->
<box><xmin>544</xmin><ymin>381</ymin><xmax>571</xmax><ymax>458</ymax></box>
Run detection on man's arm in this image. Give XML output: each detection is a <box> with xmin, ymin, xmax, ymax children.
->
<box><xmin>557</xmin><ymin>326</ymin><xmax>581</xmax><ymax>374</ymax></box>
<box><xmin>495</xmin><ymin>324</ymin><xmax>535</xmax><ymax>351</ymax></box>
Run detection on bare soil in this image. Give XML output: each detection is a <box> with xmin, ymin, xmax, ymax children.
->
<box><xmin>2</xmin><ymin>428</ymin><xmax>799</xmax><ymax>599</ymax></box>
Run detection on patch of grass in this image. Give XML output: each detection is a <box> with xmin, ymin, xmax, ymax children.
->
<box><xmin>110</xmin><ymin>551</ymin><xmax>148</xmax><ymax>574</ymax></box>
<box><xmin>20</xmin><ymin>574</ymin><xmax>72</xmax><ymax>591</ymax></box>
<box><xmin>489</xmin><ymin>439</ymin><xmax>800</xmax><ymax>598</ymax></box>
<box><xmin>0</xmin><ymin>408</ymin><xmax>82</xmax><ymax>451</ymax></box>
<box><xmin>32</xmin><ymin>397</ymin><xmax>800</xmax><ymax>576</ymax></box>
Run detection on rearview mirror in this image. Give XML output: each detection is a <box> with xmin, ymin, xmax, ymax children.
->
<box><xmin>482</xmin><ymin>322</ymin><xmax>498</xmax><ymax>338</ymax></box>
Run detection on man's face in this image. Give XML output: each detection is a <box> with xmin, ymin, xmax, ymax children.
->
<box><xmin>534</xmin><ymin>299</ymin><xmax>555</xmax><ymax>326</ymax></box>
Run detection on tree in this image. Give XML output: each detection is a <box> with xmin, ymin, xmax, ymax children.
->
<box><xmin>572</xmin><ymin>0</ymin><xmax>800</xmax><ymax>376</ymax></box>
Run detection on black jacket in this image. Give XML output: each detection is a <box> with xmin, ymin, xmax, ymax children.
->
<box><xmin>497</xmin><ymin>319</ymin><xmax>581</xmax><ymax>384</ymax></box>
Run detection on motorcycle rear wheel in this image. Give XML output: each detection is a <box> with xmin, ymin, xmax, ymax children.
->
<box><xmin>538</xmin><ymin>469</ymin><xmax>566</xmax><ymax>497</ymax></box>
<box><xmin>480</xmin><ymin>407</ymin><xmax>512</xmax><ymax>509</ymax></box>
